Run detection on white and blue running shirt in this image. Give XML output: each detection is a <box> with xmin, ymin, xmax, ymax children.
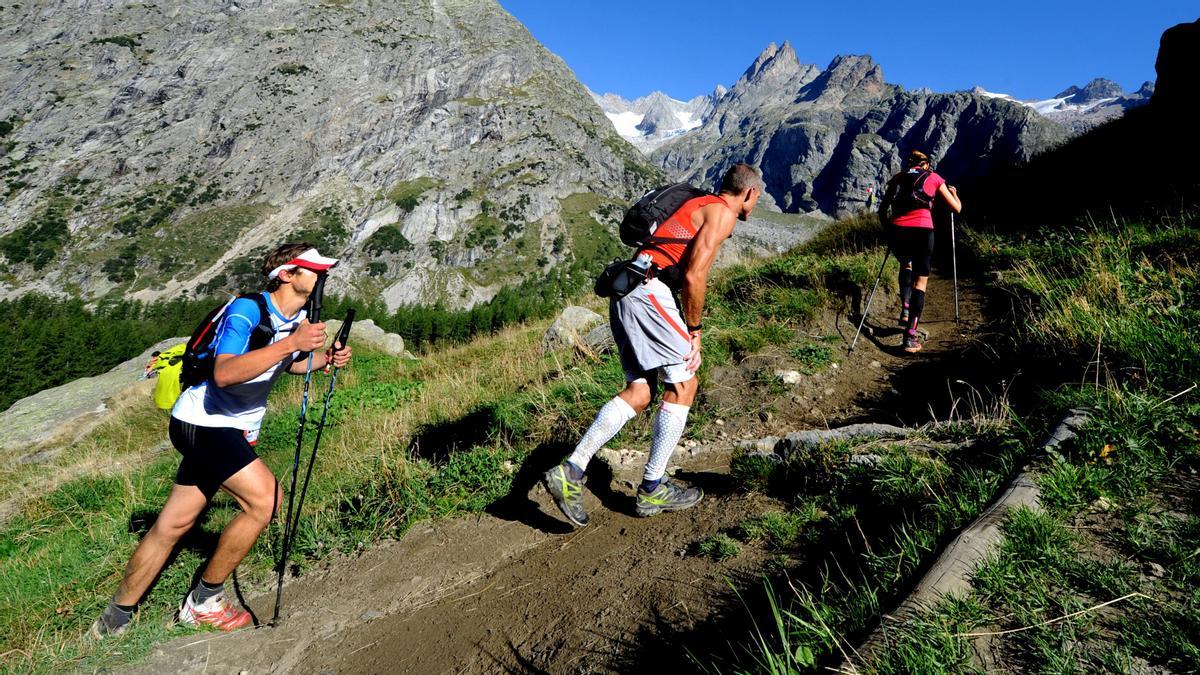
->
<box><xmin>172</xmin><ymin>292</ymin><xmax>306</xmax><ymax>436</ymax></box>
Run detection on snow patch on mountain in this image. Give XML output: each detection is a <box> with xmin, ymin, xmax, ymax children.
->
<box><xmin>591</xmin><ymin>88</ymin><xmax>721</xmax><ymax>152</ymax></box>
<box><xmin>971</xmin><ymin>78</ymin><xmax>1153</xmax><ymax>132</ymax></box>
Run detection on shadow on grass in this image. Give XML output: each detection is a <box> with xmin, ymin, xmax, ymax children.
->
<box><xmin>407</xmin><ymin>404</ymin><xmax>503</xmax><ymax>462</ymax></box>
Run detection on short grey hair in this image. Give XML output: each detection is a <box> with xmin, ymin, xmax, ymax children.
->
<box><xmin>718</xmin><ymin>163</ymin><xmax>764</xmax><ymax>195</ymax></box>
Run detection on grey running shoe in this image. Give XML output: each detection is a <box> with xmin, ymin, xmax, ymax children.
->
<box><xmin>543</xmin><ymin>463</ymin><xmax>588</xmax><ymax>527</ymax></box>
<box><xmin>903</xmin><ymin>330</ymin><xmax>923</xmax><ymax>353</ymax></box>
<box><xmin>87</xmin><ymin>617</ymin><xmax>128</xmax><ymax>640</ymax></box>
<box><xmin>898</xmin><ymin>307</ymin><xmax>910</xmax><ymax>325</ymax></box>
<box><xmin>635</xmin><ymin>479</ymin><xmax>704</xmax><ymax>517</ymax></box>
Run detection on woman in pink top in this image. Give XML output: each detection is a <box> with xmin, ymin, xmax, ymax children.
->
<box><xmin>880</xmin><ymin>150</ymin><xmax>962</xmax><ymax>353</ymax></box>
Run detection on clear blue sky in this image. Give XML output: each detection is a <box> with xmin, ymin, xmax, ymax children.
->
<box><xmin>497</xmin><ymin>1</ymin><xmax>1196</xmax><ymax>101</ymax></box>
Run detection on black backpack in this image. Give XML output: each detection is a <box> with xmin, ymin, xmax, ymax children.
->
<box><xmin>882</xmin><ymin>170</ymin><xmax>934</xmax><ymax>221</ymax></box>
<box><xmin>619</xmin><ymin>182</ymin><xmax>714</xmax><ymax>257</ymax></box>
<box><xmin>181</xmin><ymin>293</ymin><xmax>276</xmax><ymax>388</ymax></box>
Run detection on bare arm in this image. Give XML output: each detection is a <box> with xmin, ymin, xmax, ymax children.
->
<box><xmin>938</xmin><ymin>183</ymin><xmax>962</xmax><ymax>213</ymax></box>
<box><xmin>681</xmin><ymin>205</ymin><xmax>737</xmax><ymax>328</ymax></box>
<box><xmin>213</xmin><ymin>320</ymin><xmax>326</xmax><ymax>387</ymax></box>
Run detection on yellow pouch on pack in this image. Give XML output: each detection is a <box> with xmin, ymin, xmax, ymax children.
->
<box><xmin>152</xmin><ymin>343</ymin><xmax>187</xmax><ymax>410</ymax></box>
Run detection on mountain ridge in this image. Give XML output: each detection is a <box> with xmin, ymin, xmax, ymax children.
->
<box><xmin>0</xmin><ymin>0</ymin><xmax>657</xmax><ymax>310</ymax></box>
<box><xmin>647</xmin><ymin>43</ymin><xmax>1066</xmax><ymax>215</ymax></box>
<box><xmin>597</xmin><ymin>47</ymin><xmax>1153</xmax><ymax>156</ymax></box>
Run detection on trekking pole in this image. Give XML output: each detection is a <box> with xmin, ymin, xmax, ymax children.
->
<box><xmin>849</xmin><ymin>251</ymin><xmax>890</xmax><ymax>353</ymax></box>
<box><xmin>951</xmin><ymin>211</ymin><xmax>960</xmax><ymax>322</ymax></box>
<box><xmin>273</xmin><ymin>273</ymin><xmax>326</xmax><ymax>625</ymax></box>
<box><xmin>285</xmin><ymin>309</ymin><xmax>355</xmax><ymax>592</ymax></box>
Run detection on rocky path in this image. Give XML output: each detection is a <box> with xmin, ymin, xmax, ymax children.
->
<box><xmin>132</xmin><ymin>274</ymin><xmax>988</xmax><ymax>674</ymax></box>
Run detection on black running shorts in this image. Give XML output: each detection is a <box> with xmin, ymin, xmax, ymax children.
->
<box><xmin>169</xmin><ymin>417</ymin><xmax>259</xmax><ymax>499</ymax></box>
<box><xmin>891</xmin><ymin>226</ymin><xmax>935</xmax><ymax>277</ymax></box>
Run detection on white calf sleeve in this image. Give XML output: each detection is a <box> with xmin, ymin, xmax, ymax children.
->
<box><xmin>643</xmin><ymin>402</ymin><xmax>690</xmax><ymax>482</ymax></box>
<box><xmin>567</xmin><ymin>396</ymin><xmax>636</xmax><ymax>470</ymax></box>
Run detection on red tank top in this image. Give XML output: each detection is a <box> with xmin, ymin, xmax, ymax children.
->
<box><xmin>638</xmin><ymin>195</ymin><xmax>726</xmax><ymax>268</ymax></box>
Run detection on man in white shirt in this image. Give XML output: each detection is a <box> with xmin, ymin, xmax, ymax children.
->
<box><xmin>91</xmin><ymin>243</ymin><xmax>352</xmax><ymax>636</ymax></box>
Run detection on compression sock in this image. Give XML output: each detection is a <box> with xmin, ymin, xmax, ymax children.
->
<box><xmin>908</xmin><ymin>288</ymin><xmax>926</xmax><ymax>332</ymax></box>
<box><xmin>566</xmin><ymin>396</ymin><xmax>637</xmax><ymax>472</ymax></box>
<box><xmin>642</xmin><ymin>402</ymin><xmax>690</xmax><ymax>486</ymax></box>
<box><xmin>899</xmin><ymin>266</ymin><xmax>913</xmax><ymax>307</ymax></box>
<box><xmin>191</xmin><ymin>578</ymin><xmax>224</xmax><ymax>605</ymax></box>
<box><xmin>100</xmin><ymin>599</ymin><xmax>135</xmax><ymax>632</ymax></box>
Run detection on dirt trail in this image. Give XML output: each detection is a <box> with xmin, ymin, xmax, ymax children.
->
<box><xmin>133</xmin><ymin>274</ymin><xmax>990</xmax><ymax>674</ymax></box>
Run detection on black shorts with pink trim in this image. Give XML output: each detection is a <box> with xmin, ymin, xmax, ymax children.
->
<box><xmin>892</xmin><ymin>226</ymin><xmax>935</xmax><ymax>277</ymax></box>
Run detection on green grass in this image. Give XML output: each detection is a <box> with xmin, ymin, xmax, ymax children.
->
<box><xmin>737</xmin><ymin>505</ymin><xmax>825</xmax><ymax>550</ymax></box>
<box><xmin>0</xmin><ymin>317</ymin><xmax>652</xmax><ymax>670</ymax></box>
<box><xmin>857</xmin><ymin>212</ymin><xmax>1200</xmax><ymax>672</ymax></box>
<box><xmin>788</xmin><ymin>343</ymin><xmax>835</xmax><ymax>374</ymax></box>
<box><xmin>715</xmin><ymin>418</ymin><xmax>1025</xmax><ymax>671</ymax></box>
<box><xmin>696</xmin><ymin>533</ymin><xmax>742</xmax><ymax>561</ymax></box>
<box><xmin>701</xmin><ymin>216</ymin><xmax>894</xmax><ymax>367</ymax></box>
<box><xmin>385</xmin><ymin>177</ymin><xmax>442</xmax><ymax>212</ymax></box>
<box><xmin>972</xmin><ymin>216</ymin><xmax>1200</xmax><ymax>391</ymax></box>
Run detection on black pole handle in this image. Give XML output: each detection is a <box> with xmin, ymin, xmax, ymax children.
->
<box><xmin>334</xmin><ymin>308</ymin><xmax>355</xmax><ymax>351</ymax></box>
<box><xmin>307</xmin><ymin>274</ymin><xmax>327</xmax><ymax>324</ymax></box>
<box><xmin>323</xmin><ymin>309</ymin><xmax>356</xmax><ymax>374</ymax></box>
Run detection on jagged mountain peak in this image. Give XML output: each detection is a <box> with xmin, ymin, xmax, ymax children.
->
<box><xmin>797</xmin><ymin>53</ymin><xmax>885</xmax><ymax>105</ymax></box>
<box><xmin>1058</xmin><ymin>78</ymin><xmax>1124</xmax><ymax>104</ymax></box>
<box><xmin>734</xmin><ymin>40</ymin><xmax>807</xmax><ymax>90</ymax></box>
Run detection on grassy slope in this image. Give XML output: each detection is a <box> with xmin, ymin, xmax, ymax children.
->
<box><xmin>6</xmin><ymin>207</ymin><xmax>1194</xmax><ymax>672</ymax></box>
<box><xmin>0</xmin><ymin>216</ymin><xmax>880</xmax><ymax>671</ymax></box>
<box><xmin>859</xmin><ymin>214</ymin><xmax>1200</xmax><ymax>673</ymax></box>
<box><xmin>667</xmin><ymin>212</ymin><xmax>1199</xmax><ymax>673</ymax></box>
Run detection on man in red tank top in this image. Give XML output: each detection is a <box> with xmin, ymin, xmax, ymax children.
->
<box><xmin>543</xmin><ymin>164</ymin><xmax>763</xmax><ymax>527</ymax></box>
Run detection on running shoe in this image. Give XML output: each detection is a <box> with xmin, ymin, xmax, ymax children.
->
<box><xmin>898</xmin><ymin>307</ymin><xmax>910</xmax><ymax>325</ymax></box>
<box><xmin>543</xmin><ymin>463</ymin><xmax>589</xmax><ymax>527</ymax></box>
<box><xmin>903</xmin><ymin>330</ymin><xmax>923</xmax><ymax>353</ymax></box>
<box><xmin>87</xmin><ymin>617</ymin><xmax>128</xmax><ymax>640</ymax></box>
<box><xmin>178</xmin><ymin>590</ymin><xmax>253</xmax><ymax>632</ymax></box>
<box><xmin>635</xmin><ymin>479</ymin><xmax>704</xmax><ymax>517</ymax></box>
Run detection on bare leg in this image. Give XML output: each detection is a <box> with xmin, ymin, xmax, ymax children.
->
<box><xmin>113</xmin><ymin>484</ymin><xmax>208</xmax><ymax>606</ymax></box>
<box><xmin>662</xmin><ymin>376</ymin><xmax>698</xmax><ymax>406</ymax></box>
<box><xmin>616</xmin><ymin>379</ymin><xmax>653</xmax><ymax>413</ymax></box>
<box><xmin>198</xmin><ymin>459</ymin><xmax>281</xmax><ymax>585</ymax></box>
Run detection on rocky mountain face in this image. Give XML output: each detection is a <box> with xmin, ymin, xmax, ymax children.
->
<box><xmin>591</xmin><ymin>88</ymin><xmax>723</xmax><ymax>151</ymax></box>
<box><xmin>651</xmin><ymin>42</ymin><xmax>1066</xmax><ymax>216</ymax></box>
<box><xmin>0</xmin><ymin>0</ymin><xmax>657</xmax><ymax>310</ymax></box>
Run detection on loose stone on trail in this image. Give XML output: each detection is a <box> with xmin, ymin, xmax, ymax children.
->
<box><xmin>774</xmin><ymin>369</ymin><xmax>803</xmax><ymax>384</ymax></box>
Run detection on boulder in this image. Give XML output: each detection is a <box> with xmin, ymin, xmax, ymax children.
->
<box><xmin>543</xmin><ymin>306</ymin><xmax>606</xmax><ymax>353</ymax></box>
<box><xmin>582</xmin><ymin>322</ymin><xmax>616</xmax><ymax>355</ymax></box>
<box><xmin>0</xmin><ymin>337</ymin><xmax>183</xmax><ymax>461</ymax></box>
<box><xmin>324</xmin><ymin>318</ymin><xmax>413</xmax><ymax>359</ymax></box>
